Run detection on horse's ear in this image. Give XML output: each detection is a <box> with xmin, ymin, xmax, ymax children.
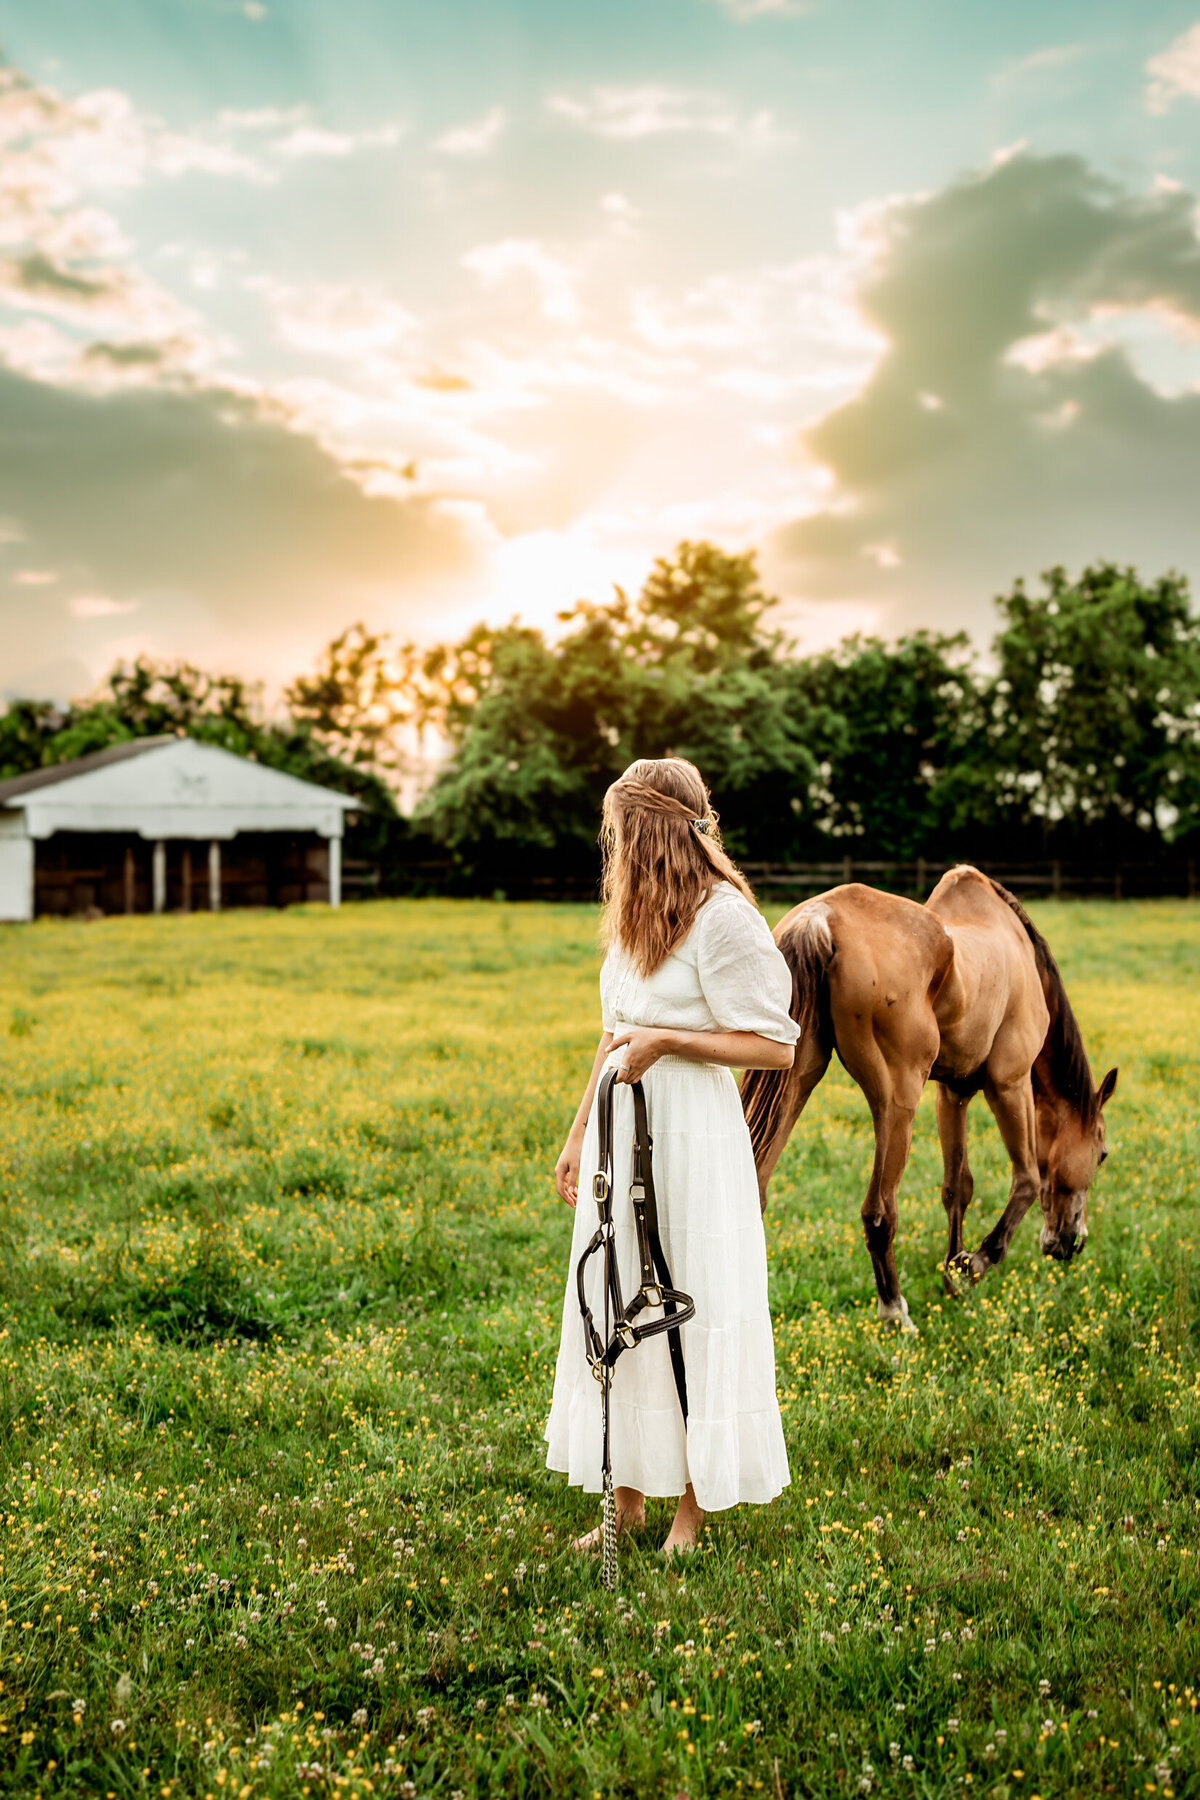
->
<box><xmin>1098</xmin><ymin>1067</ymin><xmax>1118</xmax><ymax>1108</ymax></box>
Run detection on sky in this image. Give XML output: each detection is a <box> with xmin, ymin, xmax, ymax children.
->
<box><xmin>1</xmin><ymin>0</ymin><xmax>1199</xmax><ymax>703</ymax></box>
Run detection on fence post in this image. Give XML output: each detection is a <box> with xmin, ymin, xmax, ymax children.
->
<box><xmin>1114</xmin><ymin>864</ymin><xmax>1122</xmax><ymax>901</ymax></box>
<box><xmin>1188</xmin><ymin>858</ymin><xmax>1195</xmax><ymax>901</ymax></box>
<box><xmin>916</xmin><ymin>856</ymin><xmax>926</xmax><ymax>896</ymax></box>
<box><xmin>1052</xmin><ymin>859</ymin><xmax>1062</xmax><ymax>897</ymax></box>
<box><xmin>842</xmin><ymin>854</ymin><xmax>853</xmax><ymax>885</ymax></box>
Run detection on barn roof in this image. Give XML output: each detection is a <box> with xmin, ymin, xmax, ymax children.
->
<box><xmin>0</xmin><ymin>736</ymin><xmax>357</xmax><ymax>842</ymax></box>
<box><xmin>0</xmin><ymin>736</ymin><xmax>175</xmax><ymax>804</ymax></box>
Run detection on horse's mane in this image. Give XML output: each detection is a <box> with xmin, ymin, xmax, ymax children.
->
<box><xmin>986</xmin><ymin>876</ymin><xmax>1097</xmax><ymax>1118</ymax></box>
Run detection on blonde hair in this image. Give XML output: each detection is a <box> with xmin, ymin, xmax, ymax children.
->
<box><xmin>600</xmin><ymin>757</ymin><xmax>756</xmax><ymax>976</ymax></box>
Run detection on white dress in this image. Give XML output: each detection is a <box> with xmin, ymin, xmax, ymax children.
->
<box><xmin>544</xmin><ymin>881</ymin><xmax>801</xmax><ymax>1513</ymax></box>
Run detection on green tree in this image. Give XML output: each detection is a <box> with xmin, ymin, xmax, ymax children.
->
<box><xmin>0</xmin><ymin>700</ymin><xmax>64</xmax><ymax>780</ymax></box>
<box><xmin>409</xmin><ymin>544</ymin><xmax>823</xmax><ymax>873</ymax></box>
<box><xmin>985</xmin><ymin>563</ymin><xmax>1200</xmax><ymax>849</ymax></box>
<box><xmin>285</xmin><ymin>625</ymin><xmax>411</xmax><ymax>777</ymax></box>
<box><xmin>789</xmin><ymin>632</ymin><xmax>984</xmax><ymax>858</ymax></box>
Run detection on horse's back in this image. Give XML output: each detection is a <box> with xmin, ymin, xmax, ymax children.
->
<box><xmin>780</xmin><ymin>883</ymin><xmax>952</xmax><ymax>998</ymax></box>
<box><xmin>778</xmin><ymin>884</ymin><xmax>953</xmax><ymax>1085</ymax></box>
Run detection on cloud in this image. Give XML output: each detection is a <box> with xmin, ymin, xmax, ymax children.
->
<box><xmin>991</xmin><ymin>42</ymin><xmax>1090</xmax><ymax>88</ymax></box>
<box><xmin>766</xmin><ymin>151</ymin><xmax>1200</xmax><ymax>639</ymax></box>
<box><xmin>247</xmin><ymin>276</ymin><xmax>420</xmax><ymax>357</ymax></box>
<box><xmin>461</xmin><ymin>238</ymin><xmax>581</xmax><ymax>325</ymax></box>
<box><xmin>68</xmin><ymin>593</ymin><xmax>137</xmax><ymax>619</ymax></box>
<box><xmin>546</xmin><ymin>84</ymin><xmax>788</xmax><ymax>145</ymax></box>
<box><xmin>216</xmin><ymin>106</ymin><xmax>306</xmax><ymax>131</ymax></box>
<box><xmin>0</xmin><ymin>63</ymin><xmax>481</xmax><ymax>687</ymax></box>
<box><xmin>270</xmin><ymin>122</ymin><xmax>403</xmax><ymax>160</ymax></box>
<box><xmin>0</xmin><ymin>360</ymin><xmax>481</xmax><ymax>690</ymax></box>
<box><xmin>433</xmin><ymin>107</ymin><xmax>506</xmax><ymax>156</ymax></box>
<box><xmin>1145</xmin><ymin>22</ymin><xmax>1200</xmax><ymax>114</ymax></box>
<box><xmin>710</xmin><ymin>0</ymin><xmax>812</xmax><ymax>17</ymax></box>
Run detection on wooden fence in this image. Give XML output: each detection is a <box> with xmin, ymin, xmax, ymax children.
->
<box><xmin>739</xmin><ymin>857</ymin><xmax>1199</xmax><ymax>901</ymax></box>
<box><xmin>347</xmin><ymin>854</ymin><xmax>1198</xmax><ymax>903</ymax></box>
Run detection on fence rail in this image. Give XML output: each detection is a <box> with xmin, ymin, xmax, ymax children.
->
<box><xmin>347</xmin><ymin>854</ymin><xmax>1198</xmax><ymax>903</ymax></box>
<box><xmin>738</xmin><ymin>857</ymin><xmax>1199</xmax><ymax>901</ymax></box>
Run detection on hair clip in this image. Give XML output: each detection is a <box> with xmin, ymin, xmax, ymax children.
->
<box><xmin>691</xmin><ymin>818</ymin><xmax>712</xmax><ymax>835</ymax></box>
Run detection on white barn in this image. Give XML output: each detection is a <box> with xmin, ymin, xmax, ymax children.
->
<box><xmin>0</xmin><ymin>737</ymin><xmax>358</xmax><ymax>923</ymax></box>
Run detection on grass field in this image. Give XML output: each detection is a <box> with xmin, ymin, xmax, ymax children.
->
<box><xmin>0</xmin><ymin>896</ymin><xmax>1198</xmax><ymax>1800</ymax></box>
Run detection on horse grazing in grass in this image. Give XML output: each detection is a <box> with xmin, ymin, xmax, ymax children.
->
<box><xmin>741</xmin><ymin>865</ymin><xmax>1117</xmax><ymax>1330</ymax></box>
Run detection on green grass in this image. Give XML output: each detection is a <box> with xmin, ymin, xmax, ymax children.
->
<box><xmin>0</xmin><ymin>896</ymin><xmax>1197</xmax><ymax>1800</ymax></box>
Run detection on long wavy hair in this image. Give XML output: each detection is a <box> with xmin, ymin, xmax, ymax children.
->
<box><xmin>600</xmin><ymin>757</ymin><xmax>755</xmax><ymax>976</ymax></box>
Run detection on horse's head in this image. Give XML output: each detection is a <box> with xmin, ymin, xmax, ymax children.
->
<box><xmin>1037</xmin><ymin>1066</ymin><xmax>1117</xmax><ymax>1261</ymax></box>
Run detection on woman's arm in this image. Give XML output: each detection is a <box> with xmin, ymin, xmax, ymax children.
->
<box><xmin>610</xmin><ymin>1026</ymin><xmax>793</xmax><ymax>1084</ymax></box>
<box><xmin>554</xmin><ymin>1030</ymin><xmax>614</xmax><ymax>1208</ymax></box>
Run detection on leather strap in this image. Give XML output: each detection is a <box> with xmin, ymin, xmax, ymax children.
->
<box><xmin>576</xmin><ymin>1066</ymin><xmax>694</xmax><ymax>1436</ymax></box>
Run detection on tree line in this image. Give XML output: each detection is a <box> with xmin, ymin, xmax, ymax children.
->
<box><xmin>3</xmin><ymin>543</ymin><xmax>1198</xmax><ymax>892</ymax></box>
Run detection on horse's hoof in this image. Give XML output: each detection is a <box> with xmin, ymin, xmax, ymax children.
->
<box><xmin>949</xmin><ymin>1250</ymin><xmax>987</xmax><ymax>1286</ymax></box>
<box><xmin>877</xmin><ymin>1295</ymin><xmax>917</xmax><ymax>1335</ymax></box>
<box><xmin>940</xmin><ymin>1260</ymin><xmax>964</xmax><ymax>1299</ymax></box>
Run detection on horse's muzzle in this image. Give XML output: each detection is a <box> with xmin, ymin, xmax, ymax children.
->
<box><xmin>1041</xmin><ymin>1227</ymin><xmax>1087</xmax><ymax>1262</ymax></box>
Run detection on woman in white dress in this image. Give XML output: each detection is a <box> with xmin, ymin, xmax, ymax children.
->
<box><xmin>545</xmin><ymin>757</ymin><xmax>801</xmax><ymax>1555</ymax></box>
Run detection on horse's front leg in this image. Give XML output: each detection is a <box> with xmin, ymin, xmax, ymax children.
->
<box><xmin>936</xmin><ymin>1083</ymin><xmax>975</xmax><ymax>1295</ymax></box>
<box><xmin>955</xmin><ymin>1075</ymin><xmax>1040</xmax><ymax>1282</ymax></box>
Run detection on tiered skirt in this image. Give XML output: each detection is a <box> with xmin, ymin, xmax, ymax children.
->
<box><xmin>544</xmin><ymin>1050</ymin><xmax>791</xmax><ymax>1513</ymax></box>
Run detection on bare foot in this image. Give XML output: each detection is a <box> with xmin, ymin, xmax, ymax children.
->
<box><xmin>572</xmin><ymin>1487</ymin><xmax>645</xmax><ymax>1553</ymax></box>
<box><xmin>661</xmin><ymin>1483</ymin><xmax>704</xmax><ymax>1557</ymax></box>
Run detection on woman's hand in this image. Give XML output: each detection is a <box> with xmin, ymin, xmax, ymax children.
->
<box><xmin>609</xmin><ymin>1027</ymin><xmax>675</xmax><ymax>1084</ymax></box>
<box><xmin>554</xmin><ymin>1125</ymin><xmax>586</xmax><ymax>1208</ymax></box>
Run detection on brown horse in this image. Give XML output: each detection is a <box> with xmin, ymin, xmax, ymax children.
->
<box><xmin>741</xmin><ymin>865</ymin><xmax>1117</xmax><ymax>1330</ymax></box>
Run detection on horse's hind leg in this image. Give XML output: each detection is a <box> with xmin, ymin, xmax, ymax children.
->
<box><xmin>841</xmin><ymin>1032</ymin><xmax>928</xmax><ymax>1334</ymax></box>
<box><xmin>936</xmin><ymin>1084</ymin><xmax>975</xmax><ymax>1295</ymax></box>
<box><xmin>861</xmin><ymin>1076</ymin><xmax>925</xmax><ymax>1331</ymax></box>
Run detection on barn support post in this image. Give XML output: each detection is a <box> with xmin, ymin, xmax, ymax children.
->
<box><xmin>329</xmin><ymin>836</ymin><xmax>342</xmax><ymax>910</ymax></box>
<box><xmin>124</xmin><ymin>847</ymin><xmax>135</xmax><ymax>915</ymax></box>
<box><xmin>181</xmin><ymin>848</ymin><xmax>192</xmax><ymax>914</ymax></box>
<box><xmin>209</xmin><ymin>841</ymin><xmax>222</xmax><ymax>913</ymax></box>
<box><xmin>152</xmin><ymin>841</ymin><xmax>166</xmax><ymax>914</ymax></box>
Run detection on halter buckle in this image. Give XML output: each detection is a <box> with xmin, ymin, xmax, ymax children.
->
<box><xmin>640</xmin><ymin>1282</ymin><xmax>663</xmax><ymax>1308</ymax></box>
<box><xmin>592</xmin><ymin>1172</ymin><xmax>609</xmax><ymax>1203</ymax></box>
<box><xmin>629</xmin><ymin>1180</ymin><xmax>645</xmax><ymax>1202</ymax></box>
<box><xmin>616</xmin><ymin>1320</ymin><xmax>638</xmax><ymax>1349</ymax></box>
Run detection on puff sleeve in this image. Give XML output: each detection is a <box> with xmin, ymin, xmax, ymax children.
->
<box><xmin>695</xmin><ymin>890</ymin><xmax>801</xmax><ymax>1045</ymax></box>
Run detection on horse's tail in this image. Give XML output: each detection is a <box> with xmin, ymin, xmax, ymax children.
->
<box><xmin>741</xmin><ymin>905</ymin><xmax>835</xmax><ymax>1172</ymax></box>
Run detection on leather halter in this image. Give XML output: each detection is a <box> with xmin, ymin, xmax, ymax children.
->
<box><xmin>576</xmin><ymin>1065</ymin><xmax>695</xmax><ymax>1584</ymax></box>
<box><xmin>577</xmin><ymin>1066</ymin><xmax>694</xmax><ymax>1409</ymax></box>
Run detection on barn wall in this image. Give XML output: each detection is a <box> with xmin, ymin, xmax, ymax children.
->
<box><xmin>0</xmin><ymin>829</ymin><xmax>34</xmax><ymax>923</ymax></box>
<box><xmin>30</xmin><ymin>831</ymin><xmax>331</xmax><ymax>916</ymax></box>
